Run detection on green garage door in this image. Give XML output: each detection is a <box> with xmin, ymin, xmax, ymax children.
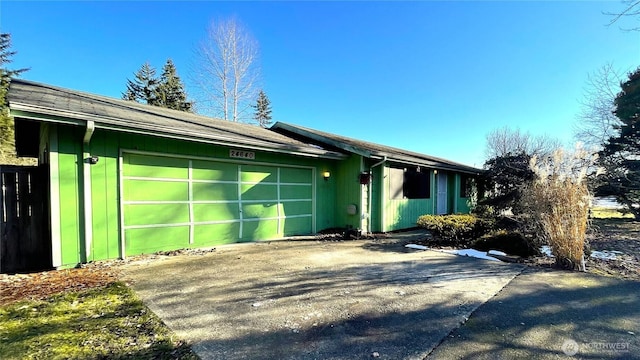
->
<box><xmin>122</xmin><ymin>152</ymin><xmax>314</xmax><ymax>256</ymax></box>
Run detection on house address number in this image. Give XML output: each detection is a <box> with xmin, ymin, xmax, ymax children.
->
<box><xmin>229</xmin><ymin>149</ymin><xmax>255</xmax><ymax>160</ymax></box>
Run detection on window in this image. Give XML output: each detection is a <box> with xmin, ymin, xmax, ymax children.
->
<box><xmin>460</xmin><ymin>174</ymin><xmax>473</xmax><ymax>198</ymax></box>
<box><xmin>389</xmin><ymin>167</ymin><xmax>431</xmax><ymax>199</ymax></box>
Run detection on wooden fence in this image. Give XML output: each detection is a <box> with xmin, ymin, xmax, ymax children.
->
<box><xmin>0</xmin><ymin>165</ymin><xmax>51</xmax><ymax>273</ymax></box>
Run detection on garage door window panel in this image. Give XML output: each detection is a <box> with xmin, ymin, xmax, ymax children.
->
<box><xmin>242</xmin><ymin>203</ymin><xmax>279</xmax><ymax>219</ymax></box>
<box><xmin>193</xmin><ymin>223</ymin><xmax>241</xmax><ymax>245</ymax></box>
<box><xmin>123</xmin><ymin>179</ymin><xmax>189</xmax><ymax>202</ymax></box>
<box><xmin>242</xmin><ymin>219</ymin><xmax>279</xmax><ymax>241</ymax></box>
<box><xmin>283</xmin><ymin>217</ymin><xmax>312</xmax><ymax>236</ymax></box>
<box><xmin>125</xmin><ymin>154</ymin><xmax>189</xmax><ymax>179</ymax></box>
<box><xmin>192</xmin><ymin>182</ymin><xmax>238</xmax><ymax>201</ymax></box>
<box><xmin>191</xmin><ymin>160</ymin><xmax>238</xmax><ymax>181</ymax></box>
<box><xmin>125</xmin><ymin>226</ymin><xmax>190</xmax><ymax>255</ymax></box>
<box><xmin>280</xmin><ymin>167</ymin><xmax>313</xmax><ymax>183</ymax></box>
<box><xmin>280</xmin><ymin>184</ymin><xmax>312</xmax><ymax>199</ymax></box>
<box><xmin>193</xmin><ymin>203</ymin><xmax>239</xmax><ymax>222</ymax></box>
<box><xmin>124</xmin><ymin>203</ymin><xmax>190</xmax><ymax>226</ymax></box>
<box><xmin>282</xmin><ymin>201</ymin><xmax>313</xmax><ymax>216</ymax></box>
<box><xmin>241</xmin><ymin>165</ymin><xmax>277</xmax><ymax>183</ymax></box>
<box><xmin>241</xmin><ymin>184</ymin><xmax>277</xmax><ymax>201</ymax></box>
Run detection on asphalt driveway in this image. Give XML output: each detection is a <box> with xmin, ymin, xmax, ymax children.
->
<box><xmin>122</xmin><ymin>235</ymin><xmax>522</xmax><ymax>360</ymax></box>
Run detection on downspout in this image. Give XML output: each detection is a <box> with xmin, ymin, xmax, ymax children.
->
<box><xmin>367</xmin><ymin>156</ymin><xmax>387</xmax><ymax>234</ymax></box>
<box><xmin>83</xmin><ymin>121</ymin><xmax>95</xmax><ymax>262</ymax></box>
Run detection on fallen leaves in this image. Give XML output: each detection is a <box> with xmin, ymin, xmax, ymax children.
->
<box><xmin>0</xmin><ymin>263</ymin><xmax>120</xmax><ymax>306</ymax></box>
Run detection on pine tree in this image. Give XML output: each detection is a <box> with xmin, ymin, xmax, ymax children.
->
<box><xmin>157</xmin><ymin>59</ymin><xmax>193</xmax><ymax>112</ymax></box>
<box><xmin>122</xmin><ymin>62</ymin><xmax>159</xmax><ymax>105</ymax></box>
<box><xmin>596</xmin><ymin>67</ymin><xmax>640</xmax><ymax>219</ymax></box>
<box><xmin>123</xmin><ymin>60</ymin><xmax>193</xmax><ymax>112</ymax></box>
<box><xmin>252</xmin><ymin>90</ymin><xmax>272</xmax><ymax>128</ymax></box>
<box><xmin>0</xmin><ymin>33</ymin><xmax>29</xmax><ymax>164</ymax></box>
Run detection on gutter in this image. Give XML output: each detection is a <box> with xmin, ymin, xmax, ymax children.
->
<box><xmin>83</xmin><ymin>120</ymin><xmax>95</xmax><ymax>262</ymax></box>
<box><xmin>367</xmin><ymin>156</ymin><xmax>387</xmax><ymax>234</ymax></box>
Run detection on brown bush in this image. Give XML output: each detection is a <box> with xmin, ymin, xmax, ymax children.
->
<box><xmin>523</xmin><ymin>148</ymin><xmax>594</xmax><ymax>270</ymax></box>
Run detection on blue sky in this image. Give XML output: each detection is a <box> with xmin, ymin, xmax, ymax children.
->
<box><xmin>1</xmin><ymin>1</ymin><xmax>638</xmax><ymax>167</ymax></box>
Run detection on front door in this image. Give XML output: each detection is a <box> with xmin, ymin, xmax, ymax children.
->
<box><xmin>436</xmin><ymin>172</ymin><xmax>448</xmax><ymax>215</ymax></box>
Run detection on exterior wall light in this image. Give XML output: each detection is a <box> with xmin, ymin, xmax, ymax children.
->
<box><xmin>433</xmin><ymin>169</ymin><xmax>438</xmax><ymax>175</ymax></box>
<box><xmin>323</xmin><ymin>171</ymin><xmax>331</xmax><ymax>180</ymax></box>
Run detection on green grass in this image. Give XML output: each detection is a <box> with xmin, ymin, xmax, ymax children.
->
<box><xmin>0</xmin><ymin>282</ymin><xmax>198</xmax><ymax>360</ymax></box>
<box><xmin>590</xmin><ymin>207</ymin><xmax>635</xmax><ymax>219</ymax></box>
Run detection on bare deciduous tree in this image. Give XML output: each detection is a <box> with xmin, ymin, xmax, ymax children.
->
<box><xmin>484</xmin><ymin>126</ymin><xmax>561</xmax><ymax>160</ymax></box>
<box><xmin>573</xmin><ymin>63</ymin><xmax>624</xmax><ymax>151</ymax></box>
<box><xmin>193</xmin><ymin>17</ymin><xmax>260</xmax><ymax>122</ymax></box>
<box><xmin>605</xmin><ymin>0</ymin><xmax>640</xmax><ymax>31</ymax></box>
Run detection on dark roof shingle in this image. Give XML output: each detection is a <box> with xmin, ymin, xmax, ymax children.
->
<box><xmin>8</xmin><ymin>79</ymin><xmax>344</xmax><ymax>159</ymax></box>
<box><xmin>272</xmin><ymin>122</ymin><xmax>482</xmax><ymax>174</ymax></box>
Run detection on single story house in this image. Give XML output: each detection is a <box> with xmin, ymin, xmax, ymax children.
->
<box><xmin>1</xmin><ymin>79</ymin><xmax>481</xmax><ymax>272</ymax></box>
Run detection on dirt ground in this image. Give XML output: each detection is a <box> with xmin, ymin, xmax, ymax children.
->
<box><xmin>519</xmin><ymin>218</ymin><xmax>640</xmax><ymax>281</ymax></box>
<box><xmin>585</xmin><ymin>218</ymin><xmax>640</xmax><ymax>280</ymax></box>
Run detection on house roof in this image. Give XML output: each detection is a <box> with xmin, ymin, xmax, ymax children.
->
<box><xmin>271</xmin><ymin>122</ymin><xmax>483</xmax><ymax>174</ymax></box>
<box><xmin>8</xmin><ymin>79</ymin><xmax>345</xmax><ymax>159</ymax></box>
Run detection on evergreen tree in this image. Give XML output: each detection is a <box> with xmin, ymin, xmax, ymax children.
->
<box><xmin>122</xmin><ymin>62</ymin><xmax>159</xmax><ymax>105</ymax></box>
<box><xmin>477</xmin><ymin>152</ymin><xmax>536</xmax><ymax>216</ymax></box>
<box><xmin>0</xmin><ymin>33</ymin><xmax>29</xmax><ymax>164</ymax></box>
<box><xmin>157</xmin><ymin>59</ymin><xmax>193</xmax><ymax>112</ymax></box>
<box><xmin>123</xmin><ymin>60</ymin><xmax>193</xmax><ymax>112</ymax></box>
<box><xmin>252</xmin><ymin>90</ymin><xmax>272</xmax><ymax>128</ymax></box>
<box><xmin>596</xmin><ymin>67</ymin><xmax>640</xmax><ymax>219</ymax></box>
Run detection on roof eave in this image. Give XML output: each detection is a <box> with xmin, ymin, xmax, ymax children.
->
<box><xmin>370</xmin><ymin>152</ymin><xmax>483</xmax><ymax>174</ymax></box>
<box><xmin>10</xmin><ymin>104</ymin><xmax>347</xmax><ymax>160</ymax></box>
<box><xmin>271</xmin><ymin>122</ymin><xmax>371</xmax><ymax>157</ymax></box>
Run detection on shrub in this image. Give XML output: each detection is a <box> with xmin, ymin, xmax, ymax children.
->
<box><xmin>472</xmin><ymin>230</ymin><xmax>539</xmax><ymax>257</ymax></box>
<box><xmin>522</xmin><ymin>148</ymin><xmax>594</xmax><ymax>270</ymax></box>
<box><xmin>417</xmin><ymin>214</ymin><xmax>489</xmax><ymax>246</ymax></box>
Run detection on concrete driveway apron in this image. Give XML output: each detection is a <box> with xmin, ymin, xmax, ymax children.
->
<box><xmin>122</xmin><ymin>238</ymin><xmax>523</xmax><ymax>360</ymax></box>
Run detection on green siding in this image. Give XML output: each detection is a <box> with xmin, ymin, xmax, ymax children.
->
<box><xmin>335</xmin><ymin>155</ymin><xmax>362</xmax><ymax>229</ymax></box>
<box><xmin>57</xmin><ymin>127</ymin><xmax>84</xmax><ymax>266</ymax></box>
<box><xmin>48</xmin><ymin>122</ymin><xmax>476</xmax><ymax>268</ymax></box>
<box><xmin>369</xmin><ymin>164</ymin><xmax>383</xmax><ymax>232</ymax></box>
<box><xmin>90</xmin><ymin>129</ymin><xmax>121</xmax><ymax>261</ymax></box>
<box><xmin>47</xmin><ymin>125</ymin><xmax>340</xmax><ymax>266</ymax></box>
<box><xmin>44</xmin><ymin>125</ymin><xmax>338</xmax><ymax>267</ymax></box>
<box><xmin>382</xmin><ymin>168</ymin><xmax>437</xmax><ymax>232</ymax></box>
<box><xmin>455</xmin><ymin>173</ymin><xmax>473</xmax><ymax>213</ymax></box>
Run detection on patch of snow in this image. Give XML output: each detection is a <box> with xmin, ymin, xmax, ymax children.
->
<box><xmin>590</xmin><ymin>250</ymin><xmax>620</xmax><ymax>261</ymax></box>
<box><xmin>540</xmin><ymin>246</ymin><xmax>623</xmax><ymax>261</ymax></box>
<box><xmin>442</xmin><ymin>249</ymin><xmax>502</xmax><ymax>262</ymax></box>
<box><xmin>540</xmin><ymin>245</ymin><xmax>554</xmax><ymax>257</ymax></box>
<box><xmin>488</xmin><ymin>250</ymin><xmax>507</xmax><ymax>256</ymax></box>
<box><xmin>405</xmin><ymin>244</ymin><xmax>428</xmax><ymax>250</ymax></box>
